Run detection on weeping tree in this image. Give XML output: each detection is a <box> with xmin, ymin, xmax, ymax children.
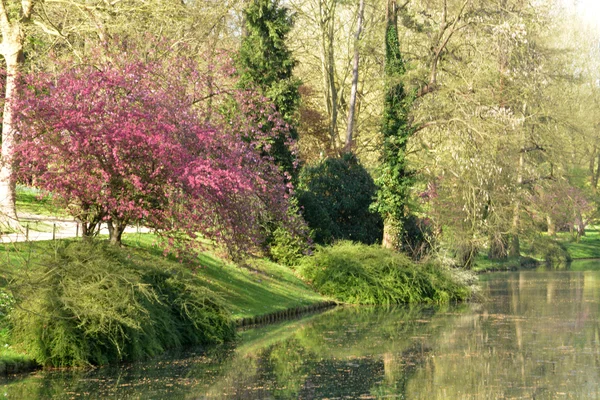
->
<box><xmin>373</xmin><ymin>0</ymin><xmax>415</xmax><ymax>249</ymax></box>
<box><xmin>238</xmin><ymin>0</ymin><xmax>301</xmax><ymax>180</ymax></box>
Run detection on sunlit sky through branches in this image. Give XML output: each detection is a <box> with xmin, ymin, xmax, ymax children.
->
<box><xmin>566</xmin><ymin>0</ymin><xmax>600</xmax><ymax>32</ymax></box>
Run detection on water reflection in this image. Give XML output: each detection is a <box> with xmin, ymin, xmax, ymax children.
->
<box><xmin>3</xmin><ymin>270</ymin><xmax>600</xmax><ymax>399</ymax></box>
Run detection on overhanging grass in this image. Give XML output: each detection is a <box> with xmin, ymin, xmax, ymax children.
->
<box><xmin>9</xmin><ymin>240</ymin><xmax>236</xmax><ymax>367</ymax></box>
<box><xmin>298</xmin><ymin>241</ymin><xmax>472</xmax><ymax>305</ymax></box>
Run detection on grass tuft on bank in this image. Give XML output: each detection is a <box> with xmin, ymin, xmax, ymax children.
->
<box><xmin>298</xmin><ymin>241</ymin><xmax>472</xmax><ymax>305</ymax></box>
<box><xmin>9</xmin><ymin>240</ymin><xmax>236</xmax><ymax>367</ymax></box>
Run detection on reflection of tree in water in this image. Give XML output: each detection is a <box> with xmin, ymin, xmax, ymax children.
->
<box><xmin>401</xmin><ymin>271</ymin><xmax>600</xmax><ymax>399</ymax></box>
<box><xmin>203</xmin><ymin>305</ymin><xmax>461</xmax><ymax>398</ymax></box>
<box><xmin>370</xmin><ymin>344</ymin><xmax>432</xmax><ymax>399</ymax></box>
<box><xmin>19</xmin><ymin>275</ymin><xmax>600</xmax><ymax>400</ymax></box>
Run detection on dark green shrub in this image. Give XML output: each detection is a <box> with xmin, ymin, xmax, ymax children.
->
<box><xmin>10</xmin><ymin>241</ymin><xmax>235</xmax><ymax>367</ymax></box>
<box><xmin>298</xmin><ymin>241</ymin><xmax>471</xmax><ymax>305</ymax></box>
<box><xmin>297</xmin><ymin>154</ymin><xmax>382</xmax><ymax>245</ymax></box>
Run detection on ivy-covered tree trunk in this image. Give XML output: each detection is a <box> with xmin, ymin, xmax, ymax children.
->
<box><xmin>374</xmin><ymin>0</ymin><xmax>414</xmax><ymax>250</ymax></box>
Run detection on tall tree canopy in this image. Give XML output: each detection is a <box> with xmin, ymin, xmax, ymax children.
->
<box><xmin>238</xmin><ymin>0</ymin><xmax>301</xmax><ymax>179</ymax></box>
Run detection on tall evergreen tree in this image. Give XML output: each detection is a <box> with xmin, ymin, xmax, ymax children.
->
<box><xmin>374</xmin><ymin>0</ymin><xmax>415</xmax><ymax>249</ymax></box>
<box><xmin>238</xmin><ymin>0</ymin><xmax>301</xmax><ymax>180</ymax></box>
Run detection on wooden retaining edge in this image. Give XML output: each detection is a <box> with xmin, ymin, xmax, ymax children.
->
<box><xmin>235</xmin><ymin>300</ymin><xmax>338</xmax><ymax>329</ymax></box>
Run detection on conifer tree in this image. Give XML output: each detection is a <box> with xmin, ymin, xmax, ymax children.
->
<box><xmin>238</xmin><ymin>0</ymin><xmax>301</xmax><ymax>180</ymax></box>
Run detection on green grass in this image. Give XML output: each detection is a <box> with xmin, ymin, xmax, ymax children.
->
<box><xmin>0</xmin><ymin>234</ymin><xmax>328</xmax><ymax>321</ymax></box>
<box><xmin>122</xmin><ymin>233</ymin><xmax>327</xmax><ymax>319</ymax></box>
<box><xmin>15</xmin><ymin>185</ymin><xmax>67</xmax><ymax>217</ymax></box>
<box><xmin>555</xmin><ymin>227</ymin><xmax>600</xmax><ymax>259</ymax></box>
<box><xmin>474</xmin><ymin>227</ymin><xmax>600</xmax><ymax>272</ymax></box>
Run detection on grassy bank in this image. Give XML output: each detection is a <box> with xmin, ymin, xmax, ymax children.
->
<box><xmin>0</xmin><ymin>233</ymin><xmax>330</xmax><ymax>371</ymax></box>
<box><xmin>556</xmin><ymin>227</ymin><xmax>600</xmax><ymax>259</ymax></box>
<box><xmin>474</xmin><ymin>227</ymin><xmax>600</xmax><ymax>272</ymax></box>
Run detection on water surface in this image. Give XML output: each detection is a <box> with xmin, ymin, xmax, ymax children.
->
<box><xmin>3</xmin><ymin>268</ymin><xmax>600</xmax><ymax>399</ymax></box>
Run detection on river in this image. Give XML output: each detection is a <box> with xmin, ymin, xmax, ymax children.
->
<box><xmin>2</xmin><ymin>264</ymin><xmax>600</xmax><ymax>399</ymax></box>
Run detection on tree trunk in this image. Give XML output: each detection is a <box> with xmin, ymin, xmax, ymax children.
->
<box><xmin>319</xmin><ymin>0</ymin><xmax>338</xmax><ymax>151</ymax></box>
<box><xmin>576</xmin><ymin>210</ymin><xmax>585</xmax><ymax>239</ymax></box>
<box><xmin>81</xmin><ymin>221</ymin><xmax>100</xmax><ymax>239</ymax></box>
<box><xmin>509</xmin><ymin>152</ymin><xmax>524</xmax><ymax>258</ymax></box>
<box><xmin>488</xmin><ymin>233</ymin><xmax>508</xmax><ymax>260</ymax></box>
<box><xmin>107</xmin><ymin>219</ymin><xmax>126</xmax><ymax>246</ymax></box>
<box><xmin>382</xmin><ymin>216</ymin><xmax>400</xmax><ymax>250</ymax></box>
<box><xmin>344</xmin><ymin>0</ymin><xmax>365</xmax><ymax>153</ymax></box>
<box><xmin>0</xmin><ymin>0</ymin><xmax>34</xmax><ymax>229</ymax></box>
<box><xmin>0</xmin><ymin>31</ymin><xmax>23</xmax><ymax>229</ymax></box>
<box><xmin>546</xmin><ymin>215</ymin><xmax>555</xmax><ymax>236</ymax></box>
<box><xmin>594</xmin><ymin>151</ymin><xmax>600</xmax><ymax>194</ymax></box>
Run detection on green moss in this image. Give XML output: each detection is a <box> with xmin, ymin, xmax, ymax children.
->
<box><xmin>298</xmin><ymin>241</ymin><xmax>472</xmax><ymax>305</ymax></box>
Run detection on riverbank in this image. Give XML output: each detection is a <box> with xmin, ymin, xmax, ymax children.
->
<box><xmin>0</xmin><ymin>234</ymin><xmax>332</xmax><ymax>374</ymax></box>
<box><xmin>0</xmin><ymin>190</ymin><xmax>470</xmax><ymax>373</ymax></box>
<box><xmin>474</xmin><ymin>227</ymin><xmax>600</xmax><ymax>272</ymax></box>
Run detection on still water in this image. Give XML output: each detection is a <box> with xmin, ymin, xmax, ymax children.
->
<box><xmin>3</xmin><ymin>266</ymin><xmax>600</xmax><ymax>399</ymax></box>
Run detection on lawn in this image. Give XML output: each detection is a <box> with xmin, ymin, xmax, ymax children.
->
<box><xmin>555</xmin><ymin>227</ymin><xmax>600</xmax><ymax>259</ymax></box>
<box><xmin>15</xmin><ymin>185</ymin><xmax>67</xmax><ymax>218</ymax></box>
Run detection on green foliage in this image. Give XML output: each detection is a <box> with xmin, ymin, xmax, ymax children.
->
<box><xmin>238</xmin><ymin>0</ymin><xmax>301</xmax><ymax>178</ymax></box>
<box><xmin>296</xmin><ymin>154</ymin><xmax>382</xmax><ymax>245</ymax></box>
<box><xmin>267</xmin><ymin>226</ymin><xmax>309</xmax><ymax>266</ymax></box>
<box><xmin>529</xmin><ymin>236</ymin><xmax>571</xmax><ymax>265</ymax></box>
<box><xmin>373</xmin><ymin>9</ymin><xmax>415</xmax><ymax>234</ymax></box>
<box><xmin>9</xmin><ymin>241</ymin><xmax>235</xmax><ymax>367</ymax></box>
<box><xmin>298</xmin><ymin>241</ymin><xmax>471</xmax><ymax>305</ymax></box>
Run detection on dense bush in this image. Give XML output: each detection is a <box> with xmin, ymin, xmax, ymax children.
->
<box><xmin>529</xmin><ymin>236</ymin><xmax>571</xmax><ymax>265</ymax></box>
<box><xmin>10</xmin><ymin>241</ymin><xmax>235</xmax><ymax>367</ymax></box>
<box><xmin>267</xmin><ymin>226</ymin><xmax>310</xmax><ymax>266</ymax></box>
<box><xmin>296</xmin><ymin>154</ymin><xmax>382</xmax><ymax>245</ymax></box>
<box><xmin>298</xmin><ymin>241</ymin><xmax>471</xmax><ymax>305</ymax></box>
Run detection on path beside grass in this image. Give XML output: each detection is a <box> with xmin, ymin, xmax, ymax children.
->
<box><xmin>0</xmin><ymin>212</ymin><xmax>151</xmax><ymax>244</ymax></box>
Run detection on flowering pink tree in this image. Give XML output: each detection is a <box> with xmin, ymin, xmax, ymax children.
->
<box><xmin>16</xmin><ymin>51</ymin><xmax>297</xmax><ymax>253</ymax></box>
